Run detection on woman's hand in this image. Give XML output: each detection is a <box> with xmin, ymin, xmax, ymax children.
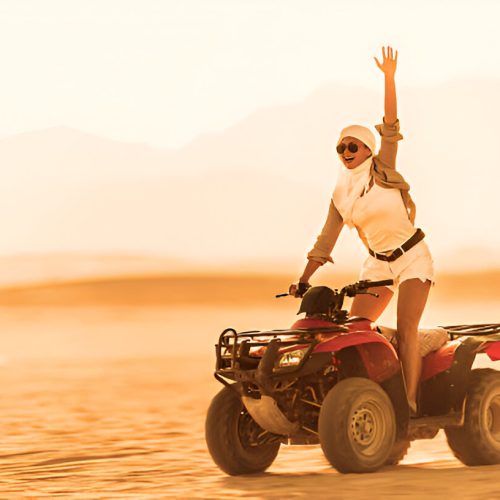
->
<box><xmin>288</xmin><ymin>281</ymin><xmax>310</xmax><ymax>298</ymax></box>
<box><xmin>374</xmin><ymin>46</ymin><xmax>398</xmax><ymax>77</ymax></box>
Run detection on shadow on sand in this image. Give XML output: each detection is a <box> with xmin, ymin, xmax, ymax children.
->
<box><xmin>216</xmin><ymin>463</ymin><xmax>500</xmax><ymax>499</ymax></box>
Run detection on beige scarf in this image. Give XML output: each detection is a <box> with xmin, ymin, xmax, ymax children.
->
<box><xmin>371</xmin><ymin>158</ymin><xmax>416</xmax><ymax>224</ymax></box>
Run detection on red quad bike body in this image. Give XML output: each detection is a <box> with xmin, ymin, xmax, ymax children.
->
<box><xmin>205</xmin><ymin>280</ymin><xmax>500</xmax><ymax>475</ymax></box>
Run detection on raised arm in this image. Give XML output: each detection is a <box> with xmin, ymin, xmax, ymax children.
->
<box><xmin>374</xmin><ymin>46</ymin><xmax>398</xmax><ymax>124</ymax></box>
<box><xmin>373</xmin><ymin>46</ymin><xmax>402</xmax><ymax>170</ymax></box>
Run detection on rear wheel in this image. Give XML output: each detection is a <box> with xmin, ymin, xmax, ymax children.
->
<box><xmin>318</xmin><ymin>377</ymin><xmax>396</xmax><ymax>473</ymax></box>
<box><xmin>445</xmin><ymin>368</ymin><xmax>500</xmax><ymax>465</ymax></box>
<box><xmin>205</xmin><ymin>386</ymin><xmax>281</xmax><ymax>475</ymax></box>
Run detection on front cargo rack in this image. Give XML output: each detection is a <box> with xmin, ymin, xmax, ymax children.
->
<box><xmin>215</xmin><ymin>326</ymin><xmax>347</xmax><ymax>373</ymax></box>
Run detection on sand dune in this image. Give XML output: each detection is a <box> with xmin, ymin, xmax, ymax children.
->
<box><xmin>0</xmin><ymin>273</ymin><xmax>292</xmax><ymax>307</ymax></box>
<box><xmin>1</xmin><ymin>270</ymin><xmax>499</xmax><ymax>307</ymax></box>
<box><xmin>0</xmin><ymin>356</ymin><xmax>498</xmax><ymax>498</ymax></box>
<box><xmin>0</xmin><ymin>273</ymin><xmax>499</xmax><ymax>497</ymax></box>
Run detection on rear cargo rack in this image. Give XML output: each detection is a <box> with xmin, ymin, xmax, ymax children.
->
<box><xmin>443</xmin><ymin>324</ymin><xmax>500</xmax><ymax>340</ymax></box>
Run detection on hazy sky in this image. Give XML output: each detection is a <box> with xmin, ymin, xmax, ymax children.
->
<box><xmin>0</xmin><ymin>1</ymin><xmax>500</xmax><ymax>269</ymax></box>
<box><xmin>1</xmin><ymin>0</ymin><xmax>500</xmax><ymax>148</ymax></box>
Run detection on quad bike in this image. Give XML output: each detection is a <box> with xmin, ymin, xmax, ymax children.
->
<box><xmin>205</xmin><ymin>279</ymin><xmax>500</xmax><ymax>474</ymax></box>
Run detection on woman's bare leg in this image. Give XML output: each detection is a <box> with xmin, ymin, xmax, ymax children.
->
<box><xmin>397</xmin><ymin>279</ymin><xmax>431</xmax><ymax>406</ymax></box>
<box><xmin>350</xmin><ymin>286</ymin><xmax>393</xmax><ymax>321</ymax></box>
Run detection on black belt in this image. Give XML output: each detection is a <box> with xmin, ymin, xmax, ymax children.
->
<box><xmin>368</xmin><ymin>229</ymin><xmax>425</xmax><ymax>262</ymax></box>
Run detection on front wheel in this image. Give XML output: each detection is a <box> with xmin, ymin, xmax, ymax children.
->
<box><xmin>445</xmin><ymin>368</ymin><xmax>500</xmax><ymax>465</ymax></box>
<box><xmin>386</xmin><ymin>439</ymin><xmax>411</xmax><ymax>465</ymax></box>
<box><xmin>318</xmin><ymin>377</ymin><xmax>396</xmax><ymax>473</ymax></box>
<box><xmin>205</xmin><ymin>385</ymin><xmax>281</xmax><ymax>475</ymax></box>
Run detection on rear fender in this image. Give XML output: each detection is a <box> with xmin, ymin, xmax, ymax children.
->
<box><xmin>420</xmin><ymin>337</ymin><xmax>479</xmax><ymax>416</ymax></box>
<box><xmin>480</xmin><ymin>340</ymin><xmax>500</xmax><ymax>361</ymax></box>
<box><xmin>421</xmin><ymin>336</ymin><xmax>500</xmax><ymax>385</ymax></box>
<box><xmin>421</xmin><ymin>340</ymin><xmax>461</xmax><ymax>383</ymax></box>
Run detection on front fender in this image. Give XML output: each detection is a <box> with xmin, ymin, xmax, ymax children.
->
<box><xmin>314</xmin><ymin>331</ymin><xmax>400</xmax><ymax>383</ymax></box>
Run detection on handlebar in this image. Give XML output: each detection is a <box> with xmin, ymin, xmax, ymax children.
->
<box><xmin>356</xmin><ymin>279</ymin><xmax>394</xmax><ymax>289</ymax></box>
<box><xmin>276</xmin><ymin>279</ymin><xmax>394</xmax><ymax>299</ymax></box>
<box><xmin>275</xmin><ymin>278</ymin><xmax>394</xmax><ymax>319</ymax></box>
<box><xmin>342</xmin><ymin>279</ymin><xmax>394</xmax><ymax>297</ymax></box>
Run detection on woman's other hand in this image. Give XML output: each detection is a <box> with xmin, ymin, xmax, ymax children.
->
<box><xmin>374</xmin><ymin>46</ymin><xmax>398</xmax><ymax>77</ymax></box>
<box><xmin>288</xmin><ymin>282</ymin><xmax>311</xmax><ymax>298</ymax></box>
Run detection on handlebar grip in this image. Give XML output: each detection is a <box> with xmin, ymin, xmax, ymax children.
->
<box><xmin>363</xmin><ymin>279</ymin><xmax>394</xmax><ymax>288</ymax></box>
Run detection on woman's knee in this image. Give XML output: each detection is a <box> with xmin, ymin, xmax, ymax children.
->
<box><xmin>397</xmin><ymin>317</ymin><xmax>419</xmax><ymax>340</ymax></box>
<box><xmin>397</xmin><ymin>312</ymin><xmax>419</xmax><ymax>327</ymax></box>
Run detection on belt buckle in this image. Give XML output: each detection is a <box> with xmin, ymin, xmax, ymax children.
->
<box><xmin>389</xmin><ymin>247</ymin><xmax>404</xmax><ymax>260</ymax></box>
<box><xmin>375</xmin><ymin>251</ymin><xmax>391</xmax><ymax>261</ymax></box>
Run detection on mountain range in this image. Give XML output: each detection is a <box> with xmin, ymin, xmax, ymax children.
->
<box><xmin>0</xmin><ymin>78</ymin><xmax>499</xmax><ymax>280</ymax></box>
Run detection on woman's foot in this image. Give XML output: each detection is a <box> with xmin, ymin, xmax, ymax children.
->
<box><xmin>408</xmin><ymin>399</ymin><xmax>417</xmax><ymax>418</ymax></box>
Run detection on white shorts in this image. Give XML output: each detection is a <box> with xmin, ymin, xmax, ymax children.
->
<box><xmin>359</xmin><ymin>240</ymin><xmax>434</xmax><ymax>291</ymax></box>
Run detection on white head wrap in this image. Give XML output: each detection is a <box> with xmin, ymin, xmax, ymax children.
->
<box><xmin>332</xmin><ymin>125</ymin><xmax>377</xmax><ymax>228</ymax></box>
<box><xmin>337</xmin><ymin>125</ymin><xmax>376</xmax><ymax>154</ymax></box>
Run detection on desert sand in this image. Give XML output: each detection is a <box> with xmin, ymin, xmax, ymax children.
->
<box><xmin>0</xmin><ymin>272</ymin><xmax>499</xmax><ymax>498</ymax></box>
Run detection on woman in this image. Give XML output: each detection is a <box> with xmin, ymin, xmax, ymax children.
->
<box><xmin>289</xmin><ymin>47</ymin><xmax>433</xmax><ymax>414</ymax></box>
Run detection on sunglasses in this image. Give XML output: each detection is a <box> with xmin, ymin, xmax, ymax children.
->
<box><xmin>336</xmin><ymin>142</ymin><xmax>359</xmax><ymax>154</ymax></box>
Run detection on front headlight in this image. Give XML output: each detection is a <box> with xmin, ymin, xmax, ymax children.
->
<box><xmin>276</xmin><ymin>349</ymin><xmax>306</xmax><ymax>368</ymax></box>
